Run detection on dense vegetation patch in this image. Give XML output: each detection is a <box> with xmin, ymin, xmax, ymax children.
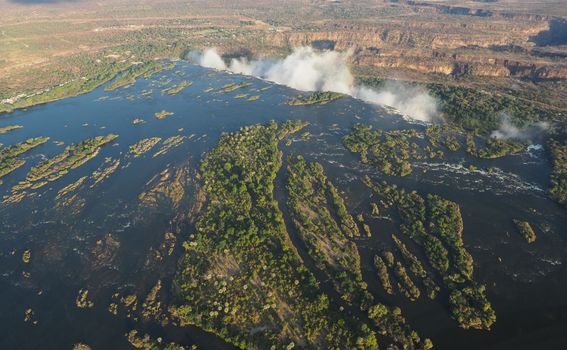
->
<box><xmin>4</xmin><ymin>135</ymin><xmax>117</xmax><ymax>203</ymax></box>
<box><xmin>344</xmin><ymin>124</ymin><xmax>421</xmax><ymax>177</ymax></box>
<box><xmin>373</xmin><ymin>255</ymin><xmax>394</xmax><ymax>295</ymax></box>
<box><xmin>427</xmin><ymin>84</ymin><xmax>559</xmax><ymax>135</ymax></box>
<box><xmin>428</xmin><ymin>125</ymin><xmax>526</xmax><ymax>159</ymax></box>
<box><xmin>220</xmin><ymin>82</ymin><xmax>252</xmax><ymax>93</ymax></box>
<box><xmin>129</xmin><ymin>137</ymin><xmax>162</xmax><ymax>157</ymax></box>
<box><xmin>288</xmin><ymin>91</ymin><xmax>344</xmax><ymax>106</ymax></box>
<box><xmin>357</xmin><ymin>77</ymin><xmax>561</xmax><ymax>136</ymax></box>
<box><xmin>548</xmin><ymin>135</ymin><xmax>567</xmax><ymax>207</ymax></box>
<box><xmin>162</xmin><ymin>80</ymin><xmax>192</xmax><ymax>95</ymax></box>
<box><xmin>345</xmin><ymin>123</ymin><xmax>531</xmax><ymax>179</ymax></box>
<box><xmin>286</xmin><ymin>155</ymin><xmax>371</xmax><ymax>306</ymax></box>
<box><xmin>392</xmin><ymin>234</ymin><xmax>440</xmax><ymax>300</ymax></box>
<box><xmin>513</xmin><ymin>220</ymin><xmax>537</xmax><ymax>243</ymax></box>
<box><xmin>364</xmin><ymin>177</ymin><xmax>496</xmax><ymax>330</ymax></box>
<box><xmin>104</xmin><ymin>61</ymin><xmax>171</xmax><ymax>91</ymax></box>
<box><xmin>367</xmin><ymin>304</ymin><xmax>433</xmax><ymax>350</ymax></box>
<box><xmin>172</xmin><ymin>121</ymin><xmax>377</xmax><ymax>349</ymax></box>
<box><xmin>1</xmin><ymin>62</ymin><xmax>130</xmax><ymax>114</ymax></box>
<box><xmin>0</xmin><ymin>137</ymin><xmax>49</xmax><ymax>179</ymax></box>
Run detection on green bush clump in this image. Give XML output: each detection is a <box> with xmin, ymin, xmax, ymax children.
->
<box><xmin>513</xmin><ymin>220</ymin><xmax>537</xmax><ymax>243</ymax></box>
<box><xmin>373</xmin><ymin>255</ymin><xmax>394</xmax><ymax>295</ymax></box>
<box><xmin>368</xmin><ymin>303</ymin><xmax>433</xmax><ymax>350</ymax></box>
<box><xmin>288</xmin><ymin>91</ymin><xmax>344</xmax><ymax>106</ymax></box>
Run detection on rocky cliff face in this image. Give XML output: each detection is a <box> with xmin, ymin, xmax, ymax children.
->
<box><xmin>356</xmin><ymin>51</ymin><xmax>567</xmax><ymax>79</ymax></box>
<box><xmin>264</xmin><ymin>30</ymin><xmax>524</xmax><ymax>50</ymax></box>
<box><xmin>387</xmin><ymin>0</ymin><xmax>552</xmax><ymax>21</ymax></box>
<box><xmin>264</xmin><ymin>17</ymin><xmax>547</xmax><ymax>50</ymax></box>
<box><xmin>254</xmin><ymin>15</ymin><xmax>567</xmax><ymax>80</ymax></box>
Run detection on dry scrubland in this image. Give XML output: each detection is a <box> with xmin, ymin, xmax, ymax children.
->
<box><xmin>0</xmin><ymin>0</ymin><xmax>566</xmax><ymax>112</ymax></box>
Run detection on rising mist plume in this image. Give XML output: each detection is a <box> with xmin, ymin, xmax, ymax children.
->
<box><xmin>491</xmin><ymin>114</ymin><xmax>550</xmax><ymax>140</ymax></box>
<box><xmin>188</xmin><ymin>47</ymin><xmax>440</xmax><ymax>122</ymax></box>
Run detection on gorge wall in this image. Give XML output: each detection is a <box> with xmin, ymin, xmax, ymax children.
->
<box><xmin>252</xmin><ymin>16</ymin><xmax>567</xmax><ymax>80</ymax></box>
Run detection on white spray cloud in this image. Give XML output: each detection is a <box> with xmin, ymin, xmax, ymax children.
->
<box><xmin>353</xmin><ymin>82</ymin><xmax>440</xmax><ymax>122</ymax></box>
<box><xmin>199</xmin><ymin>48</ymin><xmax>228</xmax><ymax>70</ymax></box>
<box><xmin>189</xmin><ymin>47</ymin><xmax>440</xmax><ymax>122</ymax></box>
<box><xmin>261</xmin><ymin>47</ymin><xmax>354</xmax><ymax>94</ymax></box>
<box><xmin>491</xmin><ymin>114</ymin><xmax>549</xmax><ymax>140</ymax></box>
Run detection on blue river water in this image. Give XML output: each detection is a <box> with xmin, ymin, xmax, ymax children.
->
<box><xmin>0</xmin><ymin>60</ymin><xmax>566</xmax><ymax>349</ymax></box>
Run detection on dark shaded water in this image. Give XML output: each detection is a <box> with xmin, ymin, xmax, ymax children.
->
<box><xmin>1</xmin><ymin>60</ymin><xmax>566</xmax><ymax>349</ymax></box>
